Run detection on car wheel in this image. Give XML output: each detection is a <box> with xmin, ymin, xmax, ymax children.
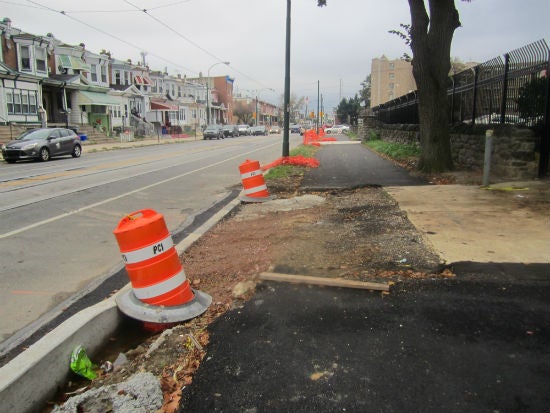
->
<box><xmin>72</xmin><ymin>144</ymin><xmax>82</xmax><ymax>158</ymax></box>
<box><xmin>39</xmin><ymin>147</ymin><xmax>50</xmax><ymax>162</ymax></box>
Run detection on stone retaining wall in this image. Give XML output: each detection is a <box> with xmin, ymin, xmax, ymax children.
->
<box><xmin>359</xmin><ymin>117</ymin><xmax>539</xmax><ymax>181</ymax></box>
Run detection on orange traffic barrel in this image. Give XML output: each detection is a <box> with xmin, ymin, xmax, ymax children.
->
<box><xmin>239</xmin><ymin>159</ymin><xmax>270</xmax><ymax>200</ymax></box>
<box><xmin>113</xmin><ymin>209</ymin><xmax>194</xmax><ymax>307</ymax></box>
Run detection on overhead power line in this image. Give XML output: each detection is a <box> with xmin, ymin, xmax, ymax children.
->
<box><xmin>20</xmin><ymin>0</ymin><xmax>274</xmax><ymax>89</ymax></box>
<box><xmin>23</xmin><ymin>0</ymin><xmax>199</xmax><ymax>74</ymax></box>
<box><xmin>123</xmin><ymin>0</ymin><xmax>273</xmax><ymax>89</ymax></box>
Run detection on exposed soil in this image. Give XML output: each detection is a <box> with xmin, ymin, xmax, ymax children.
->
<box><xmin>47</xmin><ymin>173</ymin><xmax>456</xmax><ymax>412</ymax></box>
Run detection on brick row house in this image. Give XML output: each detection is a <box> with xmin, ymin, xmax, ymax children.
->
<box><xmin>0</xmin><ymin>18</ymin><xmax>242</xmax><ymax>139</ymax></box>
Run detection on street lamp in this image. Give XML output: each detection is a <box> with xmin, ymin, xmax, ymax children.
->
<box><xmin>207</xmin><ymin>61</ymin><xmax>230</xmax><ymax>125</ymax></box>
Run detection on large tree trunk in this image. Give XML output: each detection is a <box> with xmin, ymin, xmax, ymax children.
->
<box><xmin>408</xmin><ymin>0</ymin><xmax>461</xmax><ymax>173</ymax></box>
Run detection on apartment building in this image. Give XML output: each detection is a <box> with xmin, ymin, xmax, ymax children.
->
<box><xmin>370</xmin><ymin>56</ymin><xmax>416</xmax><ymax>108</ymax></box>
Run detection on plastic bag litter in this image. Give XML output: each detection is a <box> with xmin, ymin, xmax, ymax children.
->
<box><xmin>70</xmin><ymin>345</ymin><xmax>97</xmax><ymax>380</ymax></box>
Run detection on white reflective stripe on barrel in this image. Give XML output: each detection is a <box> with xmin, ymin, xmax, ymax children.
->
<box><xmin>132</xmin><ymin>268</ymin><xmax>187</xmax><ymax>300</ymax></box>
<box><xmin>121</xmin><ymin>235</ymin><xmax>174</xmax><ymax>264</ymax></box>
<box><xmin>244</xmin><ymin>184</ymin><xmax>267</xmax><ymax>195</ymax></box>
<box><xmin>240</xmin><ymin>169</ymin><xmax>262</xmax><ymax>179</ymax></box>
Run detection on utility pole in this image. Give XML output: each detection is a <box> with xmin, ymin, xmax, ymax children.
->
<box><xmin>282</xmin><ymin>0</ymin><xmax>291</xmax><ymax>157</ymax></box>
<box><xmin>320</xmin><ymin>94</ymin><xmax>324</xmax><ymax>127</ymax></box>
<box><xmin>316</xmin><ymin>80</ymin><xmax>320</xmax><ymax>134</ymax></box>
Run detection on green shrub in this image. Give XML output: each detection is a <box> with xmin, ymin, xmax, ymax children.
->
<box><xmin>365</xmin><ymin>139</ymin><xmax>420</xmax><ymax>161</ymax></box>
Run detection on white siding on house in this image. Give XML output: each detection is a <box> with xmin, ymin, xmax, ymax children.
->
<box><xmin>2</xmin><ymin>79</ymin><xmax>40</xmax><ymax>123</ymax></box>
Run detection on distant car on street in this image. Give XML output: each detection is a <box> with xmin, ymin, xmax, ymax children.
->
<box><xmin>269</xmin><ymin>125</ymin><xmax>281</xmax><ymax>134</ymax></box>
<box><xmin>290</xmin><ymin>124</ymin><xmax>302</xmax><ymax>134</ymax></box>
<box><xmin>1</xmin><ymin>127</ymin><xmax>82</xmax><ymax>163</ymax></box>
<box><xmin>222</xmin><ymin>124</ymin><xmax>239</xmax><ymax>138</ymax></box>
<box><xmin>203</xmin><ymin>124</ymin><xmax>224</xmax><ymax>140</ymax></box>
<box><xmin>250</xmin><ymin>125</ymin><xmax>268</xmax><ymax>136</ymax></box>
<box><xmin>237</xmin><ymin>124</ymin><xmax>251</xmax><ymax>136</ymax></box>
<box><xmin>325</xmin><ymin>124</ymin><xmax>350</xmax><ymax>134</ymax></box>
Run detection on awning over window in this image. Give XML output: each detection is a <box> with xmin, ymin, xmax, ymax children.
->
<box><xmin>78</xmin><ymin>90</ymin><xmax>120</xmax><ymax>106</ymax></box>
<box><xmin>58</xmin><ymin>55</ymin><xmax>91</xmax><ymax>71</ymax></box>
<box><xmin>150</xmin><ymin>98</ymin><xmax>178</xmax><ymax>111</ymax></box>
<box><xmin>134</xmin><ymin>75</ymin><xmax>152</xmax><ymax>85</ymax></box>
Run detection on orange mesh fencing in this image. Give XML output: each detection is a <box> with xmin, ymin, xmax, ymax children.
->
<box><xmin>261</xmin><ymin>155</ymin><xmax>320</xmax><ymax>171</ymax></box>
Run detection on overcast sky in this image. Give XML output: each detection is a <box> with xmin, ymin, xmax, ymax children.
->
<box><xmin>3</xmin><ymin>0</ymin><xmax>550</xmax><ymax>110</ymax></box>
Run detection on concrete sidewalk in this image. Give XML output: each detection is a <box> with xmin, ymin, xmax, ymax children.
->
<box><xmin>81</xmin><ymin>134</ymin><xmax>198</xmax><ymax>152</ymax></box>
<box><xmin>387</xmin><ymin>181</ymin><xmax>549</xmax><ymax>264</ymax></box>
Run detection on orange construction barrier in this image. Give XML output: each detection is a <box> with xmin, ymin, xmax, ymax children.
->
<box><xmin>113</xmin><ymin>209</ymin><xmax>194</xmax><ymax>307</ymax></box>
<box><xmin>304</xmin><ymin>129</ymin><xmax>317</xmax><ymax>145</ymax></box>
<box><xmin>239</xmin><ymin>159</ymin><xmax>270</xmax><ymax>200</ymax></box>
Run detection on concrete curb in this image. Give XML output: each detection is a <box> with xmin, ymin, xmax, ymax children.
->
<box><xmin>0</xmin><ymin>193</ymin><xmax>243</xmax><ymax>413</ymax></box>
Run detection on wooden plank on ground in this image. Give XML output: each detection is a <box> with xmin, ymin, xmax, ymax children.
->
<box><xmin>259</xmin><ymin>272</ymin><xmax>389</xmax><ymax>292</ymax></box>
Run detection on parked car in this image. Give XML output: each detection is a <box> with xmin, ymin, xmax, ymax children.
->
<box><xmin>1</xmin><ymin>127</ymin><xmax>82</xmax><ymax>163</ymax></box>
<box><xmin>325</xmin><ymin>124</ymin><xmax>350</xmax><ymax>134</ymax></box>
<box><xmin>222</xmin><ymin>124</ymin><xmax>239</xmax><ymax>138</ymax></box>
<box><xmin>250</xmin><ymin>125</ymin><xmax>268</xmax><ymax>136</ymax></box>
<box><xmin>237</xmin><ymin>124</ymin><xmax>251</xmax><ymax>136</ymax></box>
<box><xmin>269</xmin><ymin>125</ymin><xmax>281</xmax><ymax>134</ymax></box>
<box><xmin>203</xmin><ymin>124</ymin><xmax>224</xmax><ymax>140</ymax></box>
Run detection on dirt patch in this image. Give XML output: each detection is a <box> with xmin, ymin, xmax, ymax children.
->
<box><xmin>48</xmin><ymin>175</ymin><xmax>450</xmax><ymax>412</ymax></box>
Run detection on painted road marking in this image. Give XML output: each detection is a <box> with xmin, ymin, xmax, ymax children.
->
<box><xmin>0</xmin><ymin>142</ymin><xmax>278</xmax><ymax>239</ymax></box>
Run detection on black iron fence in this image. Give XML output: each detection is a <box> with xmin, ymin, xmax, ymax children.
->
<box><xmin>371</xmin><ymin>39</ymin><xmax>550</xmax><ymax>176</ymax></box>
<box><xmin>372</xmin><ymin>39</ymin><xmax>549</xmax><ymax>129</ymax></box>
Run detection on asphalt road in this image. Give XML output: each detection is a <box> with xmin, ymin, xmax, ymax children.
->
<box><xmin>0</xmin><ymin>134</ymin><xmax>300</xmax><ymax>353</ymax></box>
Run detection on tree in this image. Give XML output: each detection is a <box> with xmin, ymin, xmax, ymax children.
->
<box><xmin>336</xmin><ymin>95</ymin><xmax>361</xmax><ymax>125</ymax></box>
<box><xmin>279</xmin><ymin>93</ymin><xmax>307</xmax><ymax>123</ymax></box>
<box><xmin>407</xmin><ymin>0</ymin><xmax>469</xmax><ymax>173</ymax></box>
<box><xmin>233</xmin><ymin>101</ymin><xmax>254</xmax><ymax>125</ymax></box>
<box><xmin>359</xmin><ymin>75</ymin><xmax>371</xmax><ymax>108</ymax></box>
<box><xmin>517</xmin><ymin>76</ymin><xmax>546</xmax><ymax>127</ymax></box>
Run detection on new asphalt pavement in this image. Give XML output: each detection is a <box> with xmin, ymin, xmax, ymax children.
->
<box><xmin>179</xmin><ymin>140</ymin><xmax>550</xmax><ymax>413</ymax></box>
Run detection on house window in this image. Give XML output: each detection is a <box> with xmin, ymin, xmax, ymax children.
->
<box><xmin>389</xmin><ymin>83</ymin><xmax>395</xmax><ymax>90</ymax></box>
<box><xmin>22</xmin><ymin>94</ymin><xmax>29</xmax><ymax>113</ymax></box>
<box><xmin>389</xmin><ymin>72</ymin><xmax>395</xmax><ymax>80</ymax></box>
<box><xmin>6</xmin><ymin>92</ymin><xmax>14</xmax><ymax>113</ymax></box>
<box><xmin>101</xmin><ymin>66</ymin><xmax>107</xmax><ymax>83</ymax></box>
<box><xmin>13</xmin><ymin>94</ymin><xmax>21</xmax><ymax>113</ymax></box>
<box><xmin>20</xmin><ymin>45</ymin><xmax>31</xmax><ymax>71</ymax></box>
<box><xmin>29</xmin><ymin>94</ymin><xmax>37</xmax><ymax>113</ymax></box>
<box><xmin>178</xmin><ymin>86</ymin><xmax>182</xmax><ymax>97</ymax></box>
<box><xmin>389</xmin><ymin>62</ymin><xmax>395</xmax><ymax>70</ymax></box>
<box><xmin>125</xmin><ymin>72</ymin><xmax>131</xmax><ymax>85</ymax></box>
<box><xmin>35</xmin><ymin>47</ymin><xmax>47</xmax><ymax>72</ymax></box>
<box><xmin>115</xmin><ymin>70</ymin><xmax>121</xmax><ymax>85</ymax></box>
<box><xmin>91</xmin><ymin>65</ymin><xmax>98</xmax><ymax>82</ymax></box>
